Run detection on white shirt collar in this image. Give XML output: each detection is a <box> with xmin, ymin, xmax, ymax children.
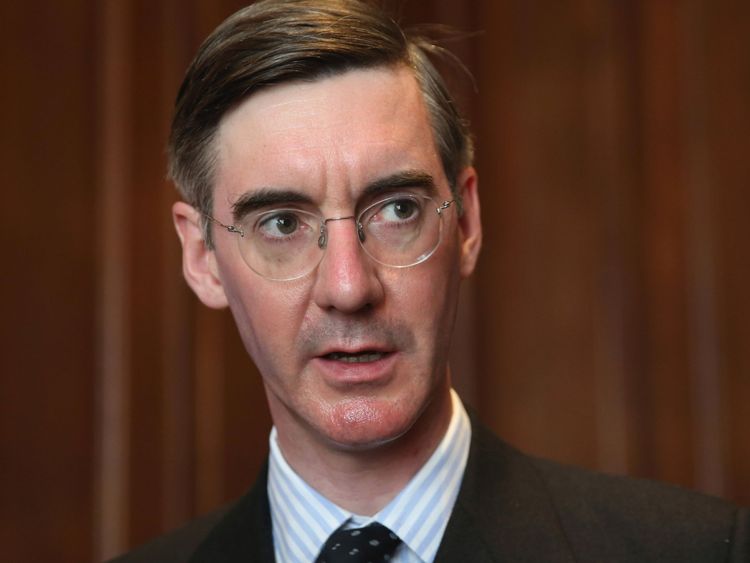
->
<box><xmin>267</xmin><ymin>389</ymin><xmax>471</xmax><ymax>563</ymax></box>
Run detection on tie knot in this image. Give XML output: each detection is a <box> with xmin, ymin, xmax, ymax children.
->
<box><xmin>316</xmin><ymin>522</ymin><xmax>401</xmax><ymax>563</ymax></box>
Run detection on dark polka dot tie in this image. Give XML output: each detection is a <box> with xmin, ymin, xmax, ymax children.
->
<box><xmin>315</xmin><ymin>522</ymin><xmax>402</xmax><ymax>563</ymax></box>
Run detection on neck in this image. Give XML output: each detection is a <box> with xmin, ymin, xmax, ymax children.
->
<box><xmin>273</xmin><ymin>382</ymin><xmax>454</xmax><ymax>516</ymax></box>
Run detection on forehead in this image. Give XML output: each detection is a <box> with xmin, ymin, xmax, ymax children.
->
<box><xmin>213</xmin><ymin>65</ymin><xmax>443</xmax><ymax>208</ymax></box>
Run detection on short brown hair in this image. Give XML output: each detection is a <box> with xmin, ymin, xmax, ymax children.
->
<box><xmin>168</xmin><ymin>0</ymin><xmax>473</xmax><ymax>245</ymax></box>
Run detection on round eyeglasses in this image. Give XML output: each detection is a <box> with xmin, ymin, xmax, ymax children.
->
<box><xmin>206</xmin><ymin>193</ymin><xmax>456</xmax><ymax>281</ymax></box>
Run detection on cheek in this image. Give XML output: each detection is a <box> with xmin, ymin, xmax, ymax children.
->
<box><xmin>220</xmin><ymin>266</ymin><xmax>311</xmax><ymax>371</ymax></box>
<box><xmin>387</xmin><ymin>248</ymin><xmax>460</xmax><ymax>346</ymax></box>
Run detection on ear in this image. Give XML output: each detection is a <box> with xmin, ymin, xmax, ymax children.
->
<box><xmin>455</xmin><ymin>167</ymin><xmax>482</xmax><ymax>278</ymax></box>
<box><xmin>172</xmin><ymin>201</ymin><xmax>229</xmax><ymax>309</ymax></box>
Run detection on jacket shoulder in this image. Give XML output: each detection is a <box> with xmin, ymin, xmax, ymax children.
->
<box><xmin>107</xmin><ymin>503</ymin><xmax>233</xmax><ymax>563</ymax></box>
<box><xmin>460</xmin><ymin>419</ymin><xmax>748</xmax><ymax>562</ymax></box>
<box><xmin>529</xmin><ymin>454</ymin><xmax>746</xmax><ymax>562</ymax></box>
<box><xmin>108</xmin><ymin>462</ymin><xmax>273</xmax><ymax>563</ymax></box>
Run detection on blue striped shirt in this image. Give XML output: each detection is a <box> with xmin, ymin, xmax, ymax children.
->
<box><xmin>267</xmin><ymin>389</ymin><xmax>471</xmax><ymax>563</ymax></box>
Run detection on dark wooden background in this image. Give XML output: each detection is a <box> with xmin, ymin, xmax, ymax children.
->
<box><xmin>2</xmin><ymin>1</ymin><xmax>748</xmax><ymax>561</ymax></box>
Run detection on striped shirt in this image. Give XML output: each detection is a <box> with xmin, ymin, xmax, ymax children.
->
<box><xmin>267</xmin><ymin>389</ymin><xmax>471</xmax><ymax>563</ymax></box>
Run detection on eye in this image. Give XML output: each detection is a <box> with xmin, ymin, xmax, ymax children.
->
<box><xmin>273</xmin><ymin>213</ymin><xmax>298</xmax><ymax>235</ymax></box>
<box><xmin>379</xmin><ymin>197</ymin><xmax>421</xmax><ymax>223</ymax></box>
<box><xmin>257</xmin><ymin>211</ymin><xmax>305</xmax><ymax>239</ymax></box>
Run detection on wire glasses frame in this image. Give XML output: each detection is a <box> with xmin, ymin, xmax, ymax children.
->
<box><xmin>205</xmin><ymin>193</ymin><xmax>456</xmax><ymax>281</ymax></box>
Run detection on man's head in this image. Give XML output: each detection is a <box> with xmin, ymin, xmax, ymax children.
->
<box><xmin>171</xmin><ymin>0</ymin><xmax>481</xmax><ymax>458</ymax></box>
<box><xmin>168</xmin><ymin>0</ymin><xmax>474</xmax><ymax>246</ymax></box>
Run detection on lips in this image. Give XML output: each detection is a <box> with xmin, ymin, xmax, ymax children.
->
<box><xmin>323</xmin><ymin>351</ymin><xmax>389</xmax><ymax>363</ymax></box>
<box><xmin>313</xmin><ymin>346</ymin><xmax>397</xmax><ymax>386</ymax></box>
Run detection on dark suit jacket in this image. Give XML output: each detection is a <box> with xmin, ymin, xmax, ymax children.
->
<box><xmin>112</xmin><ymin>420</ymin><xmax>749</xmax><ymax>562</ymax></box>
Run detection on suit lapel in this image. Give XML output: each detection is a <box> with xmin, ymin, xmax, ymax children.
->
<box><xmin>435</xmin><ymin>418</ymin><xmax>578</xmax><ymax>562</ymax></box>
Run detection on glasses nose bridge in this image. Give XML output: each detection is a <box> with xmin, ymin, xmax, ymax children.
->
<box><xmin>317</xmin><ymin>214</ymin><xmax>366</xmax><ymax>249</ymax></box>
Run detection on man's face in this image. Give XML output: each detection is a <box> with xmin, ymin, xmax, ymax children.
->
<box><xmin>177</xmin><ymin>66</ymin><xmax>481</xmax><ymax>452</ymax></box>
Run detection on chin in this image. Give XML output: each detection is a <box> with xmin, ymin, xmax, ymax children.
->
<box><xmin>321</xmin><ymin>396</ymin><xmax>421</xmax><ymax>451</ymax></box>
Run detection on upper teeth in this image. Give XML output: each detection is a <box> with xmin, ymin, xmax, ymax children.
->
<box><xmin>328</xmin><ymin>352</ymin><xmax>384</xmax><ymax>363</ymax></box>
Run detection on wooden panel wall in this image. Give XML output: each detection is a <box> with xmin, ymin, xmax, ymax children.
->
<box><xmin>1</xmin><ymin>2</ymin><xmax>97</xmax><ymax>561</ymax></box>
<box><xmin>1</xmin><ymin>1</ymin><xmax>747</xmax><ymax>561</ymax></box>
<box><xmin>473</xmin><ymin>0</ymin><xmax>750</xmax><ymax>504</ymax></box>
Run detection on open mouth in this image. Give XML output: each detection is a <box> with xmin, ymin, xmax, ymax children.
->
<box><xmin>323</xmin><ymin>351</ymin><xmax>389</xmax><ymax>364</ymax></box>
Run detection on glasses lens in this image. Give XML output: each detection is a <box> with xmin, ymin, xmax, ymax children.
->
<box><xmin>238</xmin><ymin>208</ymin><xmax>322</xmax><ymax>281</ymax></box>
<box><xmin>230</xmin><ymin>195</ymin><xmax>450</xmax><ymax>280</ymax></box>
<box><xmin>360</xmin><ymin>194</ymin><xmax>444</xmax><ymax>268</ymax></box>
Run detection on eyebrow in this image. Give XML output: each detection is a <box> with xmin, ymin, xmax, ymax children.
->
<box><xmin>361</xmin><ymin>170</ymin><xmax>437</xmax><ymax>200</ymax></box>
<box><xmin>231</xmin><ymin>189</ymin><xmax>313</xmax><ymax>222</ymax></box>
<box><xmin>230</xmin><ymin>170</ymin><xmax>438</xmax><ymax>222</ymax></box>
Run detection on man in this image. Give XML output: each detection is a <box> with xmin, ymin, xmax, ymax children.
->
<box><xmin>114</xmin><ymin>1</ymin><xmax>748</xmax><ymax>561</ymax></box>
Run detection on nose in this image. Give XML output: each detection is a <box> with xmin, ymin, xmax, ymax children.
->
<box><xmin>311</xmin><ymin>217</ymin><xmax>385</xmax><ymax>313</ymax></box>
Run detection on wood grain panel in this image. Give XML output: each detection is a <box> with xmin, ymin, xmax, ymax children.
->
<box><xmin>475</xmin><ymin>0</ymin><xmax>612</xmax><ymax>469</ymax></box>
<box><xmin>0</xmin><ymin>1</ymin><xmax>98</xmax><ymax>561</ymax></box>
<box><xmin>637</xmin><ymin>0</ymin><xmax>695</xmax><ymax>489</ymax></box>
<box><xmin>473</xmin><ymin>0</ymin><xmax>748</xmax><ymax>502</ymax></box>
<box><xmin>708</xmin><ymin>0</ymin><xmax>750</xmax><ymax>506</ymax></box>
<box><xmin>681</xmin><ymin>0</ymin><xmax>727</xmax><ymax>499</ymax></box>
<box><xmin>95</xmin><ymin>0</ymin><xmax>133</xmax><ymax>559</ymax></box>
<box><xmin>124</xmin><ymin>0</ymin><xmax>169</xmax><ymax>547</ymax></box>
<box><xmin>575</xmin><ymin>0</ymin><xmax>641</xmax><ymax>477</ymax></box>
